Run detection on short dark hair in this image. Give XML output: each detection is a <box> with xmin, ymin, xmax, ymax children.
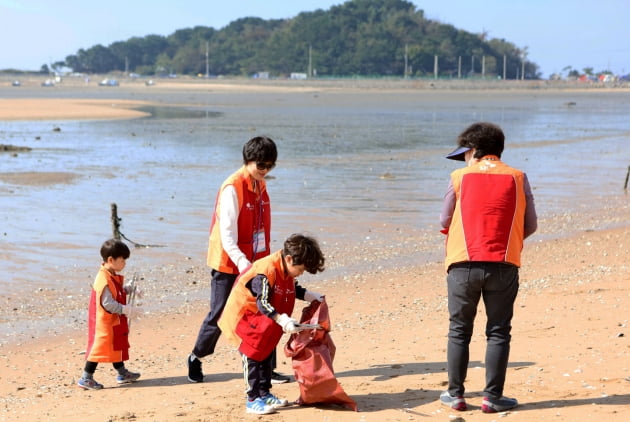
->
<box><xmin>283</xmin><ymin>233</ymin><xmax>325</xmax><ymax>274</ymax></box>
<box><xmin>100</xmin><ymin>238</ymin><xmax>130</xmax><ymax>261</ymax></box>
<box><xmin>457</xmin><ymin>122</ymin><xmax>504</xmax><ymax>159</ymax></box>
<box><xmin>242</xmin><ymin>136</ymin><xmax>277</xmax><ymax>164</ymax></box>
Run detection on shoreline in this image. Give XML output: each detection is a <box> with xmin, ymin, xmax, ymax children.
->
<box><xmin>0</xmin><ymin>77</ymin><xmax>628</xmax><ymax>123</ymax></box>
<box><xmin>4</xmin><ymin>73</ymin><xmax>630</xmax><ymax>88</ymax></box>
<box><xmin>2</xmin><ymin>191</ymin><xmax>628</xmax><ymax>346</ymax></box>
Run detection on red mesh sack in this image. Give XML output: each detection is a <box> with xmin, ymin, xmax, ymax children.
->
<box><xmin>284</xmin><ymin>299</ymin><xmax>358</xmax><ymax>411</ymax></box>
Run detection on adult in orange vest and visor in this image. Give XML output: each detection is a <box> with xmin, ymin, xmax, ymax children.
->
<box><xmin>438</xmin><ymin>122</ymin><xmax>537</xmax><ymax>414</ymax></box>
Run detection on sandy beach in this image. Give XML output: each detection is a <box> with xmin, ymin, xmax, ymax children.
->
<box><xmin>0</xmin><ymin>98</ymin><xmax>151</xmax><ymax>121</ymax></box>
<box><xmin>1</xmin><ymin>80</ymin><xmax>629</xmax><ymax>421</ymax></box>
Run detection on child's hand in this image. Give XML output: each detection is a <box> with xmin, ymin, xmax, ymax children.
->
<box><xmin>122</xmin><ymin>304</ymin><xmax>137</xmax><ymax>317</ymax></box>
<box><xmin>305</xmin><ymin>290</ymin><xmax>324</xmax><ymax>303</ymax></box>
<box><xmin>275</xmin><ymin>313</ymin><xmax>299</xmax><ymax>334</ymax></box>
<box><xmin>134</xmin><ymin>286</ymin><xmax>144</xmax><ymax>299</ymax></box>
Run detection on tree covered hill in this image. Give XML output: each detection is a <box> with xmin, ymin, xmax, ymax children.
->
<box><xmin>59</xmin><ymin>0</ymin><xmax>539</xmax><ymax>79</ymax></box>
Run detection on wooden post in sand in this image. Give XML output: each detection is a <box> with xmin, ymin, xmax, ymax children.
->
<box><xmin>624</xmin><ymin>165</ymin><xmax>630</xmax><ymax>190</ymax></box>
<box><xmin>111</xmin><ymin>203</ymin><xmax>121</xmax><ymax>239</ymax></box>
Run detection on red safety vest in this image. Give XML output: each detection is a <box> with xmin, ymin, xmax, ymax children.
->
<box><xmin>85</xmin><ymin>266</ymin><xmax>129</xmax><ymax>362</ymax></box>
<box><xmin>445</xmin><ymin>156</ymin><xmax>527</xmax><ymax>270</ymax></box>
<box><xmin>218</xmin><ymin>250</ymin><xmax>296</xmax><ymax>361</ymax></box>
<box><xmin>207</xmin><ymin>166</ymin><xmax>271</xmax><ymax>274</ymax></box>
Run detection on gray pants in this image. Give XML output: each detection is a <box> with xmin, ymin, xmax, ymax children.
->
<box><xmin>446</xmin><ymin>262</ymin><xmax>519</xmax><ymax>399</ymax></box>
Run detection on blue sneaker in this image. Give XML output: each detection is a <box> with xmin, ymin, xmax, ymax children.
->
<box><xmin>77</xmin><ymin>377</ymin><xmax>103</xmax><ymax>390</ymax></box>
<box><xmin>246</xmin><ymin>397</ymin><xmax>276</xmax><ymax>415</ymax></box>
<box><xmin>439</xmin><ymin>391</ymin><xmax>467</xmax><ymax>411</ymax></box>
<box><xmin>116</xmin><ymin>370</ymin><xmax>141</xmax><ymax>384</ymax></box>
<box><xmin>481</xmin><ymin>396</ymin><xmax>518</xmax><ymax>413</ymax></box>
<box><xmin>261</xmin><ymin>392</ymin><xmax>289</xmax><ymax>408</ymax></box>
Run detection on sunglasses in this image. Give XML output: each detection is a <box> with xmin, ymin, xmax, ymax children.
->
<box><xmin>256</xmin><ymin>161</ymin><xmax>276</xmax><ymax>171</ymax></box>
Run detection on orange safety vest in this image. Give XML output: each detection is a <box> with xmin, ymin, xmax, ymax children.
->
<box><xmin>218</xmin><ymin>250</ymin><xmax>296</xmax><ymax>361</ymax></box>
<box><xmin>207</xmin><ymin>166</ymin><xmax>271</xmax><ymax>274</ymax></box>
<box><xmin>85</xmin><ymin>266</ymin><xmax>129</xmax><ymax>362</ymax></box>
<box><xmin>445</xmin><ymin>156</ymin><xmax>527</xmax><ymax>270</ymax></box>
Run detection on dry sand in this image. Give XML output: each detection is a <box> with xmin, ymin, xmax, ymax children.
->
<box><xmin>0</xmin><ymin>98</ymin><xmax>150</xmax><ymax>121</ymax></box>
<box><xmin>1</xmin><ymin>81</ymin><xmax>629</xmax><ymax>421</ymax></box>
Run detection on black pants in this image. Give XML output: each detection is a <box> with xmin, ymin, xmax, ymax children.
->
<box><xmin>84</xmin><ymin>361</ymin><xmax>123</xmax><ymax>374</ymax></box>
<box><xmin>243</xmin><ymin>352</ymin><xmax>273</xmax><ymax>401</ymax></box>
<box><xmin>192</xmin><ymin>270</ymin><xmax>237</xmax><ymax>357</ymax></box>
<box><xmin>192</xmin><ymin>269</ymin><xmax>278</xmax><ymax>369</ymax></box>
<box><xmin>446</xmin><ymin>262</ymin><xmax>519</xmax><ymax>399</ymax></box>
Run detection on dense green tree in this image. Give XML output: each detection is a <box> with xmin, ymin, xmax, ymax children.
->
<box><xmin>68</xmin><ymin>45</ymin><xmax>118</xmax><ymax>73</ymax></box>
<box><xmin>56</xmin><ymin>0</ymin><xmax>540</xmax><ymax>79</ymax></box>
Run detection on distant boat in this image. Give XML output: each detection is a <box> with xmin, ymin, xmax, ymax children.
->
<box><xmin>98</xmin><ymin>78</ymin><xmax>119</xmax><ymax>86</ymax></box>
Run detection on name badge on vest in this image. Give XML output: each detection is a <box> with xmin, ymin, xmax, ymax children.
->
<box><xmin>254</xmin><ymin>230</ymin><xmax>267</xmax><ymax>254</ymax></box>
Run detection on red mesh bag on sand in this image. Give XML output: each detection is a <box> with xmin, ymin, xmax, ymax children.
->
<box><xmin>284</xmin><ymin>299</ymin><xmax>358</xmax><ymax>411</ymax></box>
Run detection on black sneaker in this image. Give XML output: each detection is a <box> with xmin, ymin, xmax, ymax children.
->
<box><xmin>270</xmin><ymin>371</ymin><xmax>291</xmax><ymax>384</ymax></box>
<box><xmin>481</xmin><ymin>396</ymin><xmax>518</xmax><ymax>413</ymax></box>
<box><xmin>187</xmin><ymin>354</ymin><xmax>204</xmax><ymax>383</ymax></box>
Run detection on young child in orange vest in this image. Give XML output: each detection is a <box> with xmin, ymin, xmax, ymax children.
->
<box><xmin>77</xmin><ymin>239</ymin><xmax>141</xmax><ymax>390</ymax></box>
<box><xmin>218</xmin><ymin>233</ymin><xmax>326</xmax><ymax>415</ymax></box>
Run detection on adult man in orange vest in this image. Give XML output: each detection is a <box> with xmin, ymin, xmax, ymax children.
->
<box><xmin>439</xmin><ymin>122</ymin><xmax>537</xmax><ymax>413</ymax></box>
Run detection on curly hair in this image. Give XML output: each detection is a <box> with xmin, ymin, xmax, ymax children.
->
<box><xmin>283</xmin><ymin>233</ymin><xmax>325</xmax><ymax>274</ymax></box>
<box><xmin>457</xmin><ymin>122</ymin><xmax>505</xmax><ymax>159</ymax></box>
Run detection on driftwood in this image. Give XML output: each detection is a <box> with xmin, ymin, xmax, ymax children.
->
<box><xmin>111</xmin><ymin>203</ymin><xmax>122</xmax><ymax>240</ymax></box>
<box><xmin>110</xmin><ymin>203</ymin><xmax>164</xmax><ymax>248</ymax></box>
<box><xmin>0</xmin><ymin>144</ymin><xmax>32</xmax><ymax>152</ymax></box>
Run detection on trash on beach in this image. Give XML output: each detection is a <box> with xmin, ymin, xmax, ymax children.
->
<box><xmin>284</xmin><ymin>299</ymin><xmax>357</xmax><ymax>411</ymax></box>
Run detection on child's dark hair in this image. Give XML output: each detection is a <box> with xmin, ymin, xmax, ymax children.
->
<box><xmin>457</xmin><ymin>122</ymin><xmax>505</xmax><ymax>159</ymax></box>
<box><xmin>100</xmin><ymin>239</ymin><xmax>131</xmax><ymax>261</ymax></box>
<box><xmin>242</xmin><ymin>136</ymin><xmax>277</xmax><ymax>164</ymax></box>
<box><xmin>283</xmin><ymin>233</ymin><xmax>325</xmax><ymax>274</ymax></box>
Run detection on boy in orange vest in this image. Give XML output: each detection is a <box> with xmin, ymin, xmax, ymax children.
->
<box><xmin>218</xmin><ymin>233</ymin><xmax>325</xmax><ymax>415</ymax></box>
<box><xmin>77</xmin><ymin>239</ymin><xmax>141</xmax><ymax>390</ymax></box>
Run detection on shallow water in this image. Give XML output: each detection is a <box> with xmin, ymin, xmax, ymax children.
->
<box><xmin>1</xmin><ymin>88</ymin><xmax>629</xmax><ymax>295</ymax></box>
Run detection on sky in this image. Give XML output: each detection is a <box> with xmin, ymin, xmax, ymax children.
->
<box><xmin>1</xmin><ymin>0</ymin><xmax>628</xmax><ymax>78</ymax></box>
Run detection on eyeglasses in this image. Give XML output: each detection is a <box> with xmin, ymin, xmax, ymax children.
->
<box><xmin>256</xmin><ymin>161</ymin><xmax>276</xmax><ymax>171</ymax></box>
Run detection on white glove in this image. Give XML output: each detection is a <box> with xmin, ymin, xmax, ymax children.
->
<box><xmin>125</xmin><ymin>284</ymin><xmax>143</xmax><ymax>299</ymax></box>
<box><xmin>134</xmin><ymin>286</ymin><xmax>144</xmax><ymax>299</ymax></box>
<box><xmin>122</xmin><ymin>304</ymin><xmax>137</xmax><ymax>317</ymax></box>
<box><xmin>275</xmin><ymin>313</ymin><xmax>299</xmax><ymax>334</ymax></box>
<box><xmin>305</xmin><ymin>290</ymin><xmax>324</xmax><ymax>303</ymax></box>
